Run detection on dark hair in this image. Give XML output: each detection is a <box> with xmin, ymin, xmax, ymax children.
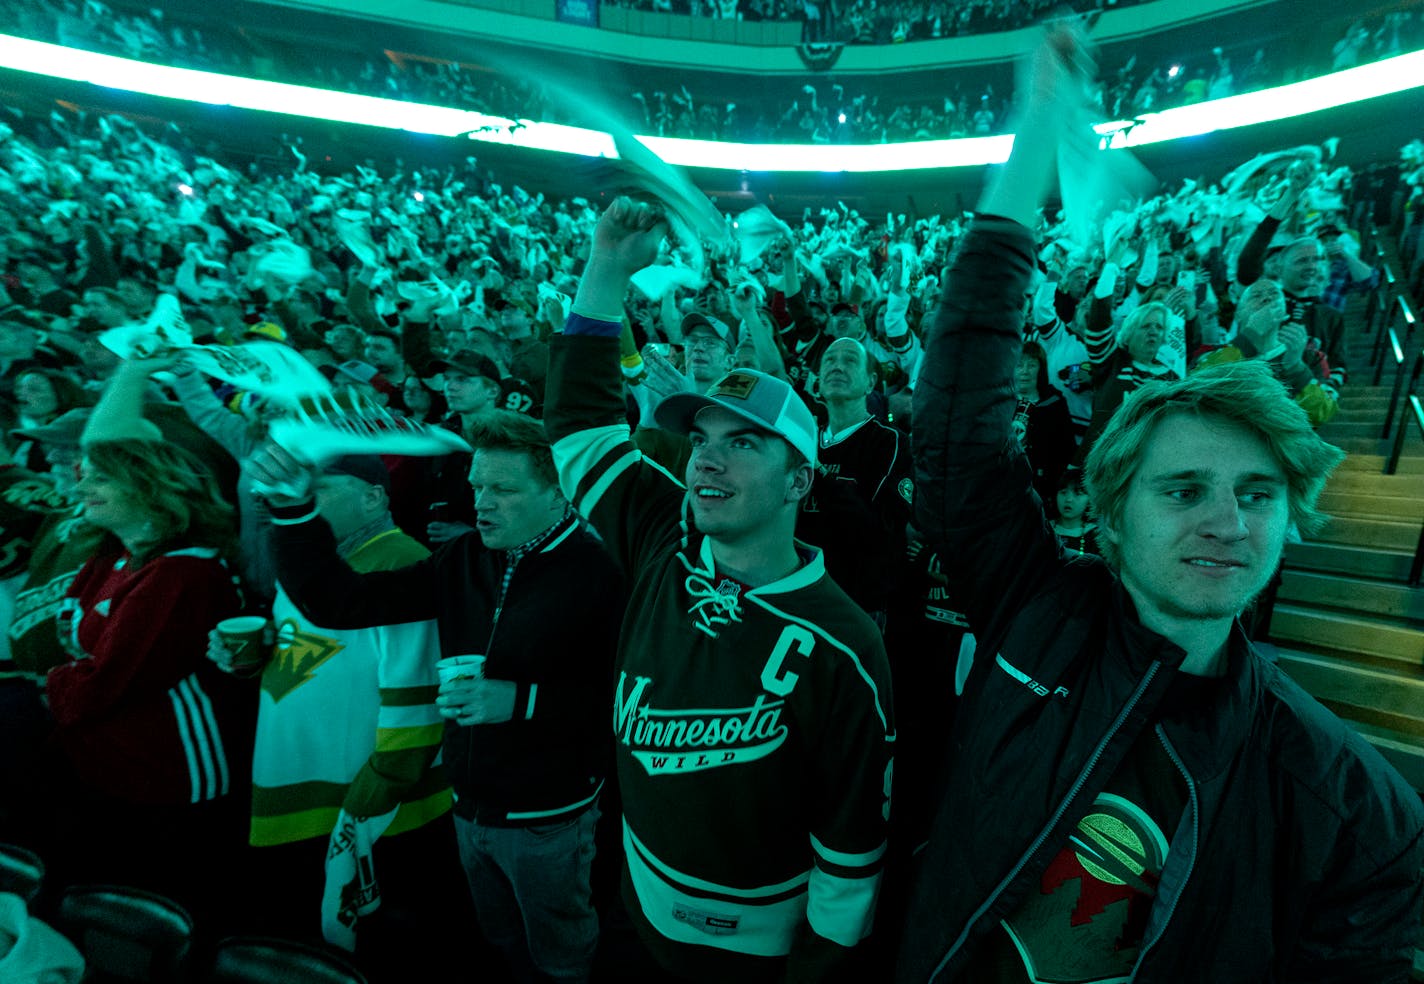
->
<box><xmin>1055</xmin><ymin>464</ymin><xmax>1087</xmax><ymax>495</ymax></box>
<box><xmin>465</xmin><ymin>410</ymin><xmax>558</xmax><ymax>489</ymax></box>
<box><xmin>16</xmin><ymin>368</ymin><xmax>92</xmax><ymax>418</ymax></box>
<box><xmin>366</xmin><ymin>328</ymin><xmax>401</xmax><ymax>346</ymax></box>
<box><xmin>1020</xmin><ymin>341</ymin><xmax>1052</xmax><ymax>397</ymax></box>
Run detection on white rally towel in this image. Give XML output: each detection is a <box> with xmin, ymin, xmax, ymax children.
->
<box><xmin>100</xmin><ymin>297</ymin><xmax>332</xmax><ymax>405</ymax></box>
<box><xmin>321</xmin><ymin>807</ymin><xmax>398</xmax><ymax>952</ymax></box>
<box><xmin>266</xmin><ymin>391</ymin><xmax>474</xmax><ymax>462</ymax></box>
<box><xmin>0</xmin><ymin>892</ymin><xmax>85</xmax><ymax>984</ymax></box>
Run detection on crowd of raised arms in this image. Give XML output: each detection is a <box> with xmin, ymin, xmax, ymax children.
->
<box><xmin>1</xmin><ymin>15</ymin><xmax>1423</xmax><ymax>984</ymax></box>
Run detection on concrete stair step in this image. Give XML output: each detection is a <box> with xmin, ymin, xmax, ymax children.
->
<box><xmin>1327</xmin><ymin>438</ymin><xmax>1424</xmax><ymax>457</ymax></box>
<box><xmin>1342</xmin><ymin>719</ymin><xmax>1424</xmax><ymax>794</ymax></box>
<box><xmin>1318</xmin><ymin>490</ymin><xmax>1424</xmax><ymax>521</ymax></box>
<box><xmin>1286</xmin><ymin>540</ymin><xmax>1417</xmax><ymax>581</ymax></box>
<box><xmin>1332</xmin><ymin>454</ymin><xmax>1424</xmax><ymax>476</ymax></box>
<box><xmin>1275</xmin><ymin>649</ymin><xmax>1424</xmax><ymax>727</ymax></box>
<box><xmin>1312</xmin><ymin>514</ymin><xmax>1423</xmax><ymax>550</ymax></box>
<box><xmin>1324</xmin><ymin>468</ymin><xmax>1424</xmax><ymax>495</ymax></box>
<box><xmin>1271</xmin><ymin>605</ymin><xmax>1424</xmax><ymax>668</ymax></box>
<box><xmin>1278</xmin><ymin>569</ymin><xmax>1424</xmax><ymax>622</ymax></box>
<box><xmin>1318</xmin><ymin>421</ymin><xmax>1424</xmax><ymax>443</ymax></box>
<box><xmin>1329</xmin><ymin>407</ymin><xmax>1394</xmax><ymax>425</ymax></box>
<box><xmin>1331</xmin><ymin>393</ymin><xmax>1419</xmax><ymax>411</ymax></box>
<box><xmin>1341</xmin><ymin>386</ymin><xmax>1398</xmax><ymax>399</ymax></box>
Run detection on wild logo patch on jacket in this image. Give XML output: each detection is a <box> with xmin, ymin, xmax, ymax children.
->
<box><xmin>1000</xmin><ymin>792</ymin><xmax>1169</xmax><ymax>983</ymax></box>
<box><xmin>262</xmin><ymin>618</ymin><xmax>345</xmax><ymax>701</ymax></box>
<box><xmin>614</xmin><ymin>672</ymin><xmax>789</xmax><ymax>775</ymax></box>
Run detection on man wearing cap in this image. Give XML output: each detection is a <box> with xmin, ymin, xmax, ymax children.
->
<box><xmin>417</xmin><ymin>349</ymin><xmax>504</xmax><ymax>544</ymax></box>
<box><xmin>545</xmin><ymin>197</ymin><xmax>894</xmax><ymax>981</ymax></box>
<box><xmin>632</xmin><ymin>312</ymin><xmax>738</xmax><ymax>476</ymax></box>
<box><xmin>208</xmin><ymin>455</ymin><xmax>451</xmax><ymax>970</ymax></box>
<box><xmin>1235</xmin><ymin>163</ymin><xmax>1349</xmax><ymax>397</ymax></box>
<box><xmin>247</xmin><ymin>412</ymin><xmax>622</xmax><ymax>984</ymax></box>
<box><xmin>1318</xmin><ymin>222</ymin><xmax>1381</xmax><ymax>315</ymax></box>
<box><xmin>680</xmin><ymin>312</ymin><xmax>739</xmax><ymax>391</ymax></box>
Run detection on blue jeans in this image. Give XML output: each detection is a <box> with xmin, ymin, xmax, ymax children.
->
<box><xmin>454</xmin><ymin>804</ymin><xmax>600</xmax><ymax>983</ymax></box>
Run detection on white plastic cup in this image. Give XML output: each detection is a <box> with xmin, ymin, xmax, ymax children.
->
<box><xmin>436</xmin><ymin>655</ymin><xmax>486</xmax><ymax>685</ymax></box>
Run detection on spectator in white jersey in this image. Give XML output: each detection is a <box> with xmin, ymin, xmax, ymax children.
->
<box><xmin>206</xmin><ymin>454</ymin><xmax>453</xmax><ymax>974</ymax></box>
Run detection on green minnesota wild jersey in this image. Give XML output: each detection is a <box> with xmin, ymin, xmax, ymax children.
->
<box><xmin>546</xmin><ymin>329</ymin><xmax>895</xmax><ymax>976</ymax></box>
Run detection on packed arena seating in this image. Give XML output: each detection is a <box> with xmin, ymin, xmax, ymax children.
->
<box><xmin>1</xmin><ymin>3</ymin><xmax>1423</xmax><ymax>983</ymax></box>
<box><xmin>600</xmin><ymin>0</ymin><xmax>1148</xmax><ymax>44</ymax></box>
<box><xmin>2</xmin><ymin>0</ymin><xmax>1420</xmax><ymax>142</ymax></box>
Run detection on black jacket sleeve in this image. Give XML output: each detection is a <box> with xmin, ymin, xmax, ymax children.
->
<box><xmin>911</xmin><ymin>217</ymin><xmax>1065</xmax><ymax>651</ymax></box>
<box><xmin>268</xmin><ymin>505</ymin><xmax>442</xmax><ymax>628</ymax></box>
<box><xmin>1235</xmin><ymin>214</ymin><xmax>1282</xmax><ymax>288</ymax></box>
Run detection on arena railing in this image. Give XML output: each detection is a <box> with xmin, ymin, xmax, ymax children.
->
<box><xmin>1370</xmin><ymin>264</ymin><xmax>1399</xmax><ymax>387</ymax></box>
<box><xmin>1380</xmin><ymin>297</ymin><xmax>1418</xmax><ymax>447</ymax></box>
<box><xmin>1363</xmin><ymin>250</ymin><xmax>1392</xmax><ymax>341</ymax></box>
<box><xmin>1402</xmin><ymin>395</ymin><xmax>1424</xmax><ymax>587</ymax></box>
<box><xmin>1</xmin><ymin>34</ymin><xmax>1423</xmax><ymax>172</ymax></box>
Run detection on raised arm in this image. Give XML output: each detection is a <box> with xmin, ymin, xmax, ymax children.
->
<box><xmin>82</xmin><ymin>357</ymin><xmax>169</xmax><ymax>445</ymax></box>
<box><xmin>246</xmin><ymin>444</ymin><xmax>442</xmax><ymax>629</ymax></box>
<box><xmin>1237</xmin><ymin>160</ymin><xmax>1314</xmax><ymax>287</ymax></box>
<box><xmin>913</xmin><ymin>26</ymin><xmax>1087</xmax><ymax>639</ymax></box>
<box><xmin>543</xmin><ymin>199</ymin><xmax>688</xmax><ymax>573</ymax></box>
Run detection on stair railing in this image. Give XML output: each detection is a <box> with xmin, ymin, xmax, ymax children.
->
<box><xmin>1364</xmin><ymin>240</ymin><xmax>1390</xmax><ymax>340</ymax></box>
<box><xmin>1382</xmin><ymin>297</ymin><xmax>1418</xmax><ymax>443</ymax></box>
<box><xmin>1401</xmin><ymin>396</ymin><xmax>1424</xmax><ymax>587</ymax></box>
<box><xmin>1385</xmin><ymin>348</ymin><xmax>1423</xmax><ymax>475</ymax></box>
<box><xmin>1370</xmin><ymin>264</ymin><xmax>1398</xmax><ymax>385</ymax></box>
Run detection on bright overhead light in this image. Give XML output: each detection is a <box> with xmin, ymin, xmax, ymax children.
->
<box><xmin>1</xmin><ymin>34</ymin><xmax>1420</xmax><ymax>173</ymax></box>
<box><xmin>1099</xmin><ymin>49</ymin><xmax>1424</xmax><ymax>150</ymax></box>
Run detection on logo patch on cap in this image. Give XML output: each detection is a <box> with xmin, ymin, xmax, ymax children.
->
<box><xmin>709</xmin><ymin>372</ymin><xmax>759</xmax><ymax>401</ymax></box>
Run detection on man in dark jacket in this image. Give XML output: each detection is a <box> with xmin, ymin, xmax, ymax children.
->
<box><xmin>898</xmin><ymin>26</ymin><xmax>1424</xmax><ymax>984</ymax></box>
<box><xmin>249</xmin><ymin>410</ymin><xmax>623</xmax><ymax>983</ymax></box>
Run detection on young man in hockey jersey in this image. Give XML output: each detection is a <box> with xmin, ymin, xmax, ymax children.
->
<box><xmin>897</xmin><ymin>25</ymin><xmax>1424</xmax><ymax>983</ymax></box>
<box><xmin>544</xmin><ymin>199</ymin><xmax>895</xmax><ymax>981</ymax></box>
<box><xmin>247</xmin><ymin>412</ymin><xmax>623</xmax><ymax>983</ymax></box>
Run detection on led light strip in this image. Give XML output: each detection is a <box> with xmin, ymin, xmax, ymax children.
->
<box><xmin>1</xmin><ymin>33</ymin><xmax>1420</xmax><ymax>173</ymax></box>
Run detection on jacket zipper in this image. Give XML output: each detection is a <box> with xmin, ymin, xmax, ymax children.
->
<box><xmin>486</xmin><ymin>550</ymin><xmax>523</xmax><ymax>654</ymax></box>
<box><xmin>929</xmin><ymin>660</ymin><xmax>1163</xmax><ymax>982</ymax></box>
<box><xmin>465</xmin><ymin>544</ymin><xmax>531</xmax><ymax>823</ymax></box>
<box><xmin>1127</xmin><ymin>725</ymin><xmax>1199</xmax><ymax>982</ymax></box>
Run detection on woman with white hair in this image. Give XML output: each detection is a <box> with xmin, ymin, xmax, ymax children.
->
<box><xmin>1081</xmin><ymin>299</ymin><xmax>1180</xmax><ymax>448</ymax></box>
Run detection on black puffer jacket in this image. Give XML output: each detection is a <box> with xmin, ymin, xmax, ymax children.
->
<box><xmin>897</xmin><ymin>217</ymin><xmax>1424</xmax><ymax>983</ymax></box>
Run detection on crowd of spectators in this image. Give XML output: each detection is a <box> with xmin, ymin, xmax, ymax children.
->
<box><xmin>1</xmin><ymin>64</ymin><xmax>1418</xmax><ymax>975</ymax></box>
<box><xmin>3</xmin><ymin>0</ymin><xmax>1422</xmax><ymax>146</ymax></box>
<box><xmin>601</xmin><ymin>0</ymin><xmax>1143</xmax><ymax>44</ymax></box>
<box><xmin>1</xmin><ymin>4</ymin><xmax>1423</xmax><ymax>981</ymax></box>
